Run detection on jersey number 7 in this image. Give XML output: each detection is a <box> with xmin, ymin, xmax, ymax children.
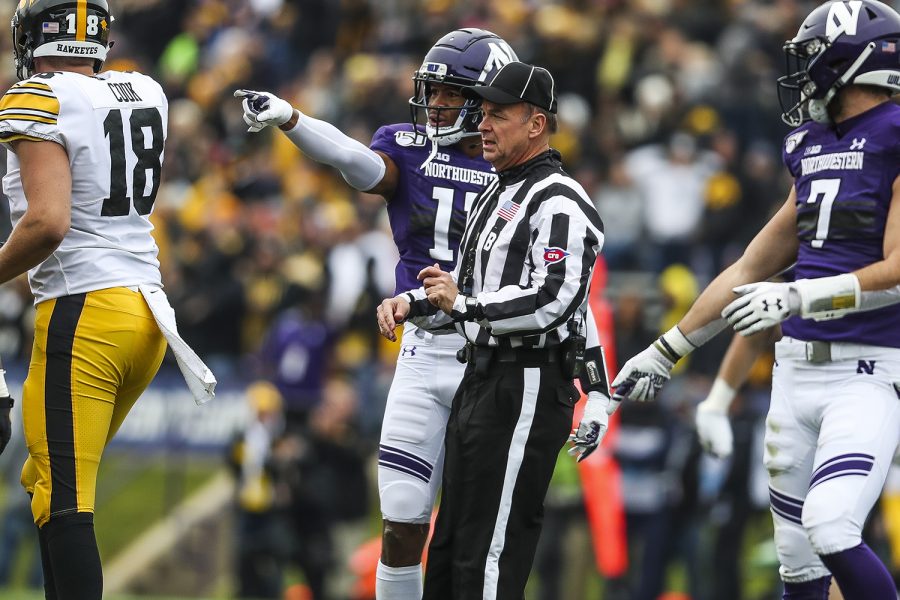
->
<box><xmin>805</xmin><ymin>178</ymin><xmax>841</xmax><ymax>249</ymax></box>
<box><xmin>101</xmin><ymin>107</ymin><xmax>164</xmax><ymax>217</ymax></box>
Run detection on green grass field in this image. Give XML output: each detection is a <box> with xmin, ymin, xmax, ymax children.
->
<box><xmin>0</xmin><ymin>449</ymin><xmax>222</xmax><ymax>596</ymax></box>
<box><xmin>94</xmin><ymin>451</ymin><xmax>221</xmax><ymax>558</ymax></box>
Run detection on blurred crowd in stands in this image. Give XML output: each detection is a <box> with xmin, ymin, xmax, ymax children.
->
<box><xmin>2</xmin><ymin>0</ymin><xmax>900</xmax><ymax>598</ymax></box>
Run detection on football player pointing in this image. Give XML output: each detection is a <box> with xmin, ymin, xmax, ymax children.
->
<box><xmin>236</xmin><ymin>30</ymin><xmax>516</xmax><ymax>599</ymax></box>
<box><xmin>0</xmin><ymin>1</ymin><xmax>216</xmax><ymax>599</ymax></box>
<box><xmin>613</xmin><ymin>2</ymin><xmax>900</xmax><ymax>598</ymax></box>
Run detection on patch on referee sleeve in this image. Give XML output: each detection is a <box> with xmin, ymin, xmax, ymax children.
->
<box><xmin>543</xmin><ymin>246</ymin><xmax>570</xmax><ymax>265</ymax></box>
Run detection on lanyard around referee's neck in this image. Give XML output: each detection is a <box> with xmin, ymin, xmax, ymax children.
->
<box><xmin>459</xmin><ymin>178</ymin><xmax>503</xmax><ymax>296</ymax></box>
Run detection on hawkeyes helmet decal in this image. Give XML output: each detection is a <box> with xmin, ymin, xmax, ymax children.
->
<box><xmin>410</xmin><ymin>28</ymin><xmax>518</xmax><ymax>146</ymax></box>
<box><xmin>12</xmin><ymin>0</ymin><xmax>113</xmax><ymax>80</ymax></box>
<box><xmin>777</xmin><ymin>0</ymin><xmax>900</xmax><ymax>126</ymax></box>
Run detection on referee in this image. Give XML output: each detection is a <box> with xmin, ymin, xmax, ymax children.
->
<box><xmin>376</xmin><ymin>61</ymin><xmax>614</xmax><ymax>599</ymax></box>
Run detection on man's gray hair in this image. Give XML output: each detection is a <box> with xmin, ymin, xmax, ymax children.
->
<box><xmin>523</xmin><ymin>104</ymin><xmax>558</xmax><ymax>134</ymax></box>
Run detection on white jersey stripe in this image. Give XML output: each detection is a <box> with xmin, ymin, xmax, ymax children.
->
<box><xmin>482</xmin><ymin>367</ymin><xmax>540</xmax><ymax>600</ymax></box>
<box><xmin>0</xmin><ymin>108</ymin><xmax>59</xmax><ymax>119</ymax></box>
<box><xmin>6</xmin><ymin>89</ymin><xmax>57</xmax><ymax>98</ymax></box>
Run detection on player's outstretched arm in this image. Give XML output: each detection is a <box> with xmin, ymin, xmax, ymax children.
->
<box><xmin>234</xmin><ymin>89</ymin><xmax>396</xmax><ymax>195</ymax></box>
<box><xmin>613</xmin><ymin>190</ymin><xmax>799</xmax><ymax>404</ymax></box>
<box><xmin>0</xmin><ymin>140</ymin><xmax>70</xmax><ymax>286</ymax></box>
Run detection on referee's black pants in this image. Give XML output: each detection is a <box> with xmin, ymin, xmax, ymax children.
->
<box><xmin>422</xmin><ymin>354</ymin><xmax>577</xmax><ymax>600</ymax></box>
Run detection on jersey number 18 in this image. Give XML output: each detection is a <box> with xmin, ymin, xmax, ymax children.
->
<box><xmin>101</xmin><ymin>107</ymin><xmax>163</xmax><ymax>217</ymax></box>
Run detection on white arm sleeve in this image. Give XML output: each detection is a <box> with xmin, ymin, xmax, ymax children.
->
<box><xmin>283</xmin><ymin>112</ymin><xmax>387</xmax><ymax>191</ymax></box>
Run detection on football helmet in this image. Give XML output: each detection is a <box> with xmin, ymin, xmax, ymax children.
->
<box><xmin>12</xmin><ymin>0</ymin><xmax>114</xmax><ymax>80</ymax></box>
<box><xmin>410</xmin><ymin>28</ymin><xmax>518</xmax><ymax>146</ymax></box>
<box><xmin>778</xmin><ymin>0</ymin><xmax>900</xmax><ymax>126</ymax></box>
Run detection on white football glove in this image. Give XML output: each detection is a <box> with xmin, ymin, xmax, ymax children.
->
<box><xmin>568</xmin><ymin>391</ymin><xmax>619</xmax><ymax>462</ymax></box>
<box><xmin>722</xmin><ymin>282</ymin><xmax>799</xmax><ymax>336</ymax></box>
<box><xmin>695</xmin><ymin>401</ymin><xmax>733</xmax><ymax>458</ymax></box>
<box><xmin>611</xmin><ymin>343</ymin><xmax>675</xmax><ymax>402</ymax></box>
<box><xmin>234</xmin><ymin>89</ymin><xmax>294</xmax><ymax>133</ymax></box>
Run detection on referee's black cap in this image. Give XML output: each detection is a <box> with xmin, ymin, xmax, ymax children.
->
<box><xmin>464</xmin><ymin>61</ymin><xmax>557</xmax><ymax>114</ymax></box>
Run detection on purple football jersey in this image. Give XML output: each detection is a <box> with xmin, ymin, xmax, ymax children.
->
<box><xmin>371</xmin><ymin>124</ymin><xmax>496</xmax><ymax>294</ymax></box>
<box><xmin>781</xmin><ymin>102</ymin><xmax>900</xmax><ymax>346</ymax></box>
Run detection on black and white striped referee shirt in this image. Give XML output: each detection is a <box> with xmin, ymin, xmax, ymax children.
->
<box><xmin>405</xmin><ymin>149</ymin><xmax>604</xmax><ymax>349</ymax></box>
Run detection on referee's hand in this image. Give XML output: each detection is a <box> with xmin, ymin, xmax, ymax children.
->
<box><xmin>376</xmin><ymin>295</ymin><xmax>410</xmax><ymax>342</ymax></box>
<box><xmin>419</xmin><ymin>263</ymin><xmax>458</xmax><ymax>315</ymax></box>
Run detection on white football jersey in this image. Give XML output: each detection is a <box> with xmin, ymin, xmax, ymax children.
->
<box><xmin>0</xmin><ymin>70</ymin><xmax>167</xmax><ymax>303</ymax></box>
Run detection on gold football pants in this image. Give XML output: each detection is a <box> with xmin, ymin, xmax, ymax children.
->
<box><xmin>20</xmin><ymin>288</ymin><xmax>166</xmax><ymax>526</ymax></box>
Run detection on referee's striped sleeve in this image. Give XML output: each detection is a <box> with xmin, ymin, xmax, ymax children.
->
<box><xmin>479</xmin><ymin>177</ymin><xmax>604</xmax><ymax>336</ymax></box>
<box><xmin>0</xmin><ymin>80</ymin><xmax>62</xmax><ymax>145</ymax></box>
<box><xmin>404</xmin><ymin>286</ymin><xmax>458</xmax><ymax>333</ymax></box>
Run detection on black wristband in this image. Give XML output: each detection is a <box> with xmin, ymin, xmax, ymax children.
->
<box><xmin>578</xmin><ymin>346</ymin><xmax>610</xmax><ymax>396</ymax></box>
<box><xmin>0</xmin><ymin>396</ymin><xmax>13</xmax><ymax>409</ymax></box>
<box><xmin>653</xmin><ymin>335</ymin><xmax>683</xmax><ymax>363</ymax></box>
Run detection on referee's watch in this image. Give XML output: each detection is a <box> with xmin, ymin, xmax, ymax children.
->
<box><xmin>451</xmin><ymin>294</ymin><xmax>478</xmax><ymax>321</ymax></box>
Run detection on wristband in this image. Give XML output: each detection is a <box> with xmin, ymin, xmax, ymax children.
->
<box><xmin>579</xmin><ymin>346</ymin><xmax>610</xmax><ymax>396</ymax></box>
<box><xmin>796</xmin><ymin>274</ymin><xmax>860</xmax><ymax>321</ymax></box>
<box><xmin>654</xmin><ymin>326</ymin><xmax>696</xmax><ymax>363</ymax></box>
<box><xmin>700</xmin><ymin>377</ymin><xmax>736</xmax><ymax>413</ymax></box>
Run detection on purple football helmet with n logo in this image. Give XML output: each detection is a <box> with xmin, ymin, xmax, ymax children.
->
<box><xmin>778</xmin><ymin>0</ymin><xmax>900</xmax><ymax>126</ymax></box>
<box><xmin>409</xmin><ymin>28</ymin><xmax>517</xmax><ymax>146</ymax></box>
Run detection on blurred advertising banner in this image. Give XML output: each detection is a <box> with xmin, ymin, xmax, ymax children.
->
<box><xmin>4</xmin><ymin>363</ymin><xmax>250</xmax><ymax>451</ymax></box>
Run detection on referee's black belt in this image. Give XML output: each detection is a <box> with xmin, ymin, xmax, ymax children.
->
<box><xmin>457</xmin><ymin>343</ymin><xmax>560</xmax><ymax>370</ymax></box>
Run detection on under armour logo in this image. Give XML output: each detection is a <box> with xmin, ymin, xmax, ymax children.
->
<box><xmin>857</xmin><ymin>360</ymin><xmax>876</xmax><ymax>374</ymax></box>
<box><xmin>761</xmin><ymin>299</ymin><xmax>783</xmax><ymax>312</ymax></box>
<box><xmin>850</xmin><ymin>137</ymin><xmax>866</xmax><ymax>150</ymax></box>
<box><xmin>401</xmin><ymin>345</ymin><xmax>417</xmax><ymax>357</ymax></box>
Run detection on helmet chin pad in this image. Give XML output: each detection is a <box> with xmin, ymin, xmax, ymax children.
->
<box><xmin>425</xmin><ymin>106</ymin><xmax>481</xmax><ymax>146</ymax></box>
<box><xmin>808</xmin><ymin>99</ymin><xmax>831</xmax><ymax>123</ymax></box>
